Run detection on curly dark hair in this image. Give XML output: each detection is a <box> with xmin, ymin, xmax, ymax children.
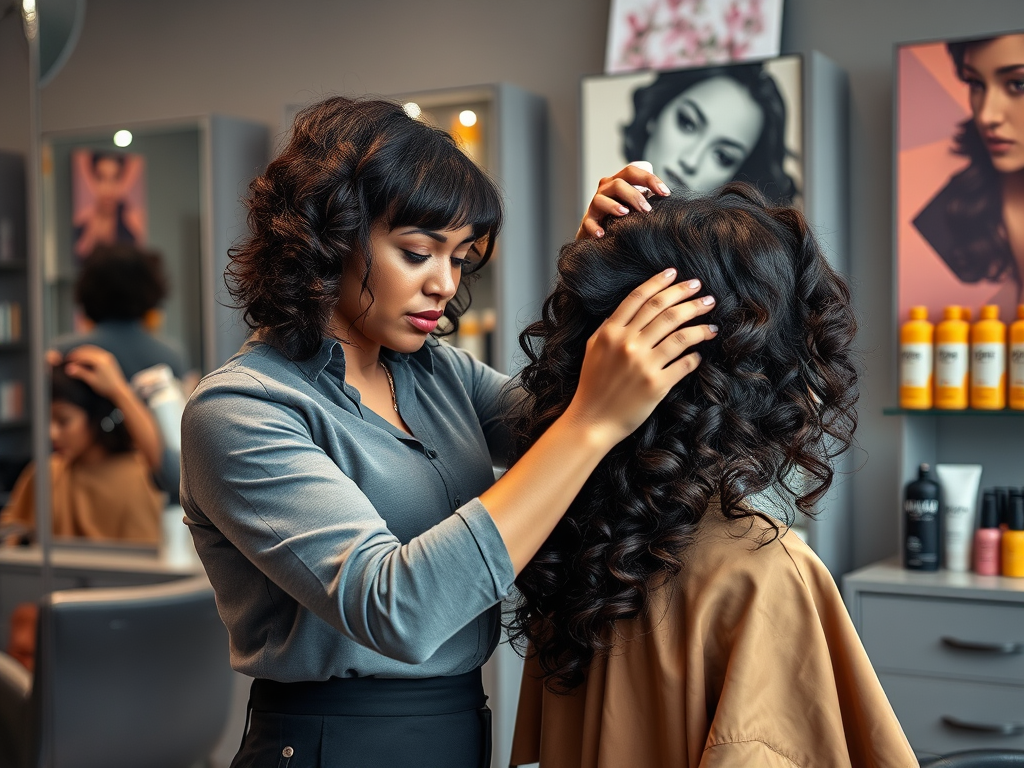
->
<box><xmin>227</xmin><ymin>96</ymin><xmax>504</xmax><ymax>361</ymax></box>
<box><xmin>923</xmin><ymin>37</ymin><xmax>1020</xmax><ymax>287</ymax></box>
<box><xmin>75</xmin><ymin>242</ymin><xmax>169</xmax><ymax>322</ymax></box>
<box><xmin>622</xmin><ymin>62</ymin><xmax>797</xmax><ymax>204</ymax></box>
<box><xmin>51</xmin><ymin>363</ymin><xmax>134</xmax><ymax>455</ymax></box>
<box><xmin>506</xmin><ymin>183</ymin><xmax>859</xmax><ymax>691</ymax></box>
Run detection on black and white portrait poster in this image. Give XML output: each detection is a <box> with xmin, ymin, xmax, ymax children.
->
<box><xmin>581</xmin><ymin>55</ymin><xmax>803</xmax><ymax>213</ymax></box>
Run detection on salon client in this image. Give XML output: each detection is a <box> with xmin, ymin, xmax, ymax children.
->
<box><xmin>179</xmin><ymin>95</ymin><xmax>713</xmax><ymax>767</ymax></box>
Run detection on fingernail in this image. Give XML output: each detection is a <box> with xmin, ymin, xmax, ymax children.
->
<box><xmin>616</xmin><ymin>205</ymin><xmax>629</xmax><ymax>215</ymax></box>
<box><xmin>658</xmin><ymin>183</ymin><xmax>671</xmax><ymax>196</ymax></box>
<box><xmin>662</xmin><ymin>268</ymin><xmax>677</xmax><ymax>279</ymax></box>
<box><xmin>701</xmin><ymin>295</ymin><xmax>716</xmax><ymax>305</ymax></box>
<box><xmin>708</xmin><ymin>324</ymin><xmax>719</xmax><ymax>333</ymax></box>
<box><xmin>686</xmin><ymin>279</ymin><xmax>700</xmax><ymax>289</ymax></box>
<box><xmin>595</xmin><ymin>228</ymin><xmax>604</xmax><ymax>238</ymax></box>
<box><xmin>640</xmin><ymin>199</ymin><xmax>652</xmax><ymax>212</ymax></box>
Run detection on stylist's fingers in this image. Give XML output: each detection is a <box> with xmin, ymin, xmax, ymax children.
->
<box><xmin>577</xmin><ymin>164</ymin><xmax>671</xmax><ymax>240</ymax></box>
<box><xmin>613</xmin><ymin>161</ymin><xmax>671</xmax><ymax>198</ymax></box>
<box><xmin>654</xmin><ymin>323</ymin><xmax>719</xmax><ymax>367</ymax></box>
<box><xmin>625</xmin><ymin>278</ymin><xmax>706</xmax><ymax>333</ymax></box>
<box><xmin>637</xmin><ymin>292</ymin><xmax>717</xmax><ymax>344</ymax></box>
<box><xmin>605</xmin><ymin>268</ymin><xmax>679</xmax><ymax>326</ymax></box>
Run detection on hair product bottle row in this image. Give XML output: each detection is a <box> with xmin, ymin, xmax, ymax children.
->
<box><xmin>899</xmin><ymin>304</ymin><xmax>1024</xmax><ymax>410</ymax></box>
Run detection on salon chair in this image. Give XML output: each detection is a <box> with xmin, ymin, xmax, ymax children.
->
<box><xmin>918</xmin><ymin>750</ymin><xmax>1024</xmax><ymax>767</ymax></box>
<box><xmin>0</xmin><ymin>576</ymin><xmax>232</xmax><ymax>768</ymax></box>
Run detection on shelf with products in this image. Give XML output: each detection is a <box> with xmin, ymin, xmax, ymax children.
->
<box><xmin>884</xmin><ymin>407</ymin><xmax>1024</xmax><ymax>417</ymax></box>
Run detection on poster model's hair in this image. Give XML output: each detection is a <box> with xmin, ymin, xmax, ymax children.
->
<box><xmin>911</xmin><ymin>37</ymin><xmax>1019</xmax><ymax>286</ymax></box>
<box><xmin>622</xmin><ymin>63</ymin><xmax>797</xmax><ymax>203</ymax></box>
<box><xmin>507</xmin><ymin>183</ymin><xmax>858</xmax><ymax>690</ymax></box>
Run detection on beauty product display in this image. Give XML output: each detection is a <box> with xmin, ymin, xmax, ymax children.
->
<box><xmin>970</xmin><ymin>305</ymin><xmax>1006</xmax><ymax>410</ymax></box>
<box><xmin>903</xmin><ymin>463</ymin><xmax>940</xmax><ymax>571</ymax></box>
<box><xmin>1010</xmin><ymin>304</ymin><xmax>1024</xmax><ymax>410</ymax></box>
<box><xmin>973</xmin><ymin>491</ymin><xmax>1001</xmax><ymax>576</ymax></box>
<box><xmin>1002</xmin><ymin>493</ymin><xmax>1024</xmax><ymax>578</ymax></box>
<box><xmin>935</xmin><ymin>464</ymin><xmax>982</xmax><ymax>572</ymax></box>
<box><xmin>997</xmin><ymin>487</ymin><xmax>1012</xmax><ymax>531</ymax></box>
<box><xmin>934</xmin><ymin>305</ymin><xmax>969</xmax><ymax>410</ymax></box>
<box><xmin>899</xmin><ymin>306</ymin><xmax>933</xmax><ymax>409</ymax></box>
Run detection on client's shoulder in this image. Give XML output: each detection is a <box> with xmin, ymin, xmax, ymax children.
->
<box><xmin>682</xmin><ymin>506</ymin><xmax>829</xmax><ymax>595</ymax></box>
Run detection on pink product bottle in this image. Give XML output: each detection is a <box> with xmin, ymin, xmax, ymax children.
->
<box><xmin>974</xmin><ymin>491</ymin><xmax>1002</xmax><ymax>576</ymax></box>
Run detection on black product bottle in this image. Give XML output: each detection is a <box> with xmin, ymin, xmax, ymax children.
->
<box><xmin>904</xmin><ymin>463</ymin><xmax>940</xmax><ymax>571</ymax></box>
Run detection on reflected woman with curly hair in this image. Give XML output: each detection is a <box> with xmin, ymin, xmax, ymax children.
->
<box><xmin>509</xmin><ymin>184</ymin><xmax>916</xmax><ymax>767</ymax></box>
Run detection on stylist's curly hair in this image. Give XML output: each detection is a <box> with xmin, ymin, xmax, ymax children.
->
<box><xmin>506</xmin><ymin>183</ymin><xmax>859</xmax><ymax>691</ymax></box>
<box><xmin>227</xmin><ymin>96</ymin><xmax>503</xmax><ymax>360</ymax></box>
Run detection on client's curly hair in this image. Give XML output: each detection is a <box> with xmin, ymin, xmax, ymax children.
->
<box><xmin>507</xmin><ymin>183</ymin><xmax>859</xmax><ymax>691</ymax></box>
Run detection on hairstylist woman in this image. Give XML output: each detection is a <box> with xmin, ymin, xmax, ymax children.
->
<box><xmin>179</xmin><ymin>95</ymin><xmax>716</xmax><ymax>768</ymax></box>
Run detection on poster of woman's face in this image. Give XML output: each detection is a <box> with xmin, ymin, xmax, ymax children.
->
<box><xmin>898</xmin><ymin>32</ymin><xmax>1024</xmax><ymax>324</ymax></box>
<box><xmin>71</xmin><ymin>149</ymin><xmax>147</xmax><ymax>260</ymax></box>
<box><xmin>581</xmin><ymin>55</ymin><xmax>803</xmax><ymax>214</ymax></box>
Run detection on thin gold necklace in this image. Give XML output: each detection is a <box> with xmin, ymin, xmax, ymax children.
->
<box><xmin>379</xmin><ymin>360</ymin><xmax>399</xmax><ymax>412</ymax></box>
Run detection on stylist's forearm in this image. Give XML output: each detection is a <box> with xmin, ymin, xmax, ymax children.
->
<box><xmin>109</xmin><ymin>383</ymin><xmax>164</xmax><ymax>470</ymax></box>
<box><xmin>480</xmin><ymin>404</ymin><xmax>615</xmax><ymax>574</ymax></box>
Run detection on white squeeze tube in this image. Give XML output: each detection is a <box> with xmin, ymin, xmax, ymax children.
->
<box><xmin>935</xmin><ymin>464</ymin><xmax>983</xmax><ymax>572</ymax></box>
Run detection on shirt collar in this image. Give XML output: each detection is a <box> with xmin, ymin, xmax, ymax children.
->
<box><xmin>294</xmin><ymin>336</ymin><xmax>436</xmax><ymax>382</ymax></box>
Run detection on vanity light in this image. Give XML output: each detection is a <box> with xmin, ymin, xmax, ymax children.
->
<box><xmin>459</xmin><ymin>110</ymin><xmax>477</xmax><ymax>127</ymax></box>
<box><xmin>403</xmin><ymin>102</ymin><xmax>422</xmax><ymax>119</ymax></box>
<box><xmin>113</xmin><ymin>130</ymin><xmax>133</xmax><ymax>148</ymax></box>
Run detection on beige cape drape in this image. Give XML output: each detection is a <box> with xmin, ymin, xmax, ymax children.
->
<box><xmin>511</xmin><ymin>510</ymin><xmax>917</xmax><ymax>768</ymax></box>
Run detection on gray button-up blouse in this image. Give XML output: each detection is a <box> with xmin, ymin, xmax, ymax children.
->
<box><xmin>180</xmin><ymin>336</ymin><xmax>516</xmax><ymax>681</ymax></box>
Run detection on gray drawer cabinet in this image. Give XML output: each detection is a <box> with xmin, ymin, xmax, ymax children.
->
<box><xmin>843</xmin><ymin>560</ymin><xmax>1024</xmax><ymax>758</ymax></box>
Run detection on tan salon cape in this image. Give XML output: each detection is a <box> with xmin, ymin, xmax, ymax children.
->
<box><xmin>1</xmin><ymin>453</ymin><xmax>161</xmax><ymax>544</ymax></box>
<box><xmin>511</xmin><ymin>510</ymin><xmax>917</xmax><ymax>768</ymax></box>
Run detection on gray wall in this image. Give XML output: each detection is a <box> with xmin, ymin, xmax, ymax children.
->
<box><xmin>2</xmin><ymin>0</ymin><xmax>1023</xmax><ymax>568</ymax></box>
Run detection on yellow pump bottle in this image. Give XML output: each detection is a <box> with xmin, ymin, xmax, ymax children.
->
<box><xmin>1010</xmin><ymin>305</ymin><xmax>1024</xmax><ymax>410</ymax></box>
<box><xmin>934</xmin><ymin>306</ymin><xmax>970</xmax><ymax>410</ymax></box>
<box><xmin>971</xmin><ymin>305</ymin><xmax>1007</xmax><ymax>410</ymax></box>
<box><xmin>899</xmin><ymin>306</ymin><xmax>933</xmax><ymax>409</ymax></box>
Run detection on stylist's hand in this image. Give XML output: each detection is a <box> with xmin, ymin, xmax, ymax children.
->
<box><xmin>60</xmin><ymin>345</ymin><xmax>132</xmax><ymax>401</ymax></box>
<box><xmin>577</xmin><ymin>161</ymin><xmax>671</xmax><ymax>240</ymax></box>
<box><xmin>563</xmin><ymin>269</ymin><xmax>717</xmax><ymax>448</ymax></box>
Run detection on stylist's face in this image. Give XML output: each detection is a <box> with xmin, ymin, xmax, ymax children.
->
<box><xmin>963</xmin><ymin>34</ymin><xmax>1024</xmax><ymax>174</ymax></box>
<box><xmin>644</xmin><ymin>75</ymin><xmax>764</xmax><ymax>193</ymax></box>
<box><xmin>332</xmin><ymin>223</ymin><xmax>478</xmax><ymax>353</ymax></box>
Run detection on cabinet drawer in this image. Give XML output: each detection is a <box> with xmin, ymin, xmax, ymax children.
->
<box><xmin>879</xmin><ymin>673</ymin><xmax>1024</xmax><ymax>757</ymax></box>
<box><xmin>860</xmin><ymin>594</ymin><xmax>1024</xmax><ymax>684</ymax></box>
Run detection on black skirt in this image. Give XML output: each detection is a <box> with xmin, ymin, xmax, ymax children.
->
<box><xmin>230</xmin><ymin>669</ymin><xmax>491</xmax><ymax>768</ymax></box>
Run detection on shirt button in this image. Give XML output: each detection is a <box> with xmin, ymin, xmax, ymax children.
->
<box><xmin>282</xmin><ymin>746</ymin><xmax>294</xmax><ymax>758</ymax></box>
<box><xmin>426</xmin><ymin>449</ymin><xmax>438</xmax><ymax>459</ymax></box>
<box><xmin>454</xmin><ymin>497</ymin><xmax>462</xmax><ymax>506</ymax></box>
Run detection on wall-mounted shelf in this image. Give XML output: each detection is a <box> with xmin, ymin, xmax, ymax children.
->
<box><xmin>884</xmin><ymin>407</ymin><xmax>1024</xmax><ymax>417</ymax></box>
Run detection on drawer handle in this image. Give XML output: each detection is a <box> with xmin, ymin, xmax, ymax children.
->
<box><xmin>941</xmin><ymin>636</ymin><xmax>1024</xmax><ymax>654</ymax></box>
<box><xmin>941</xmin><ymin>716</ymin><xmax>1024</xmax><ymax>736</ymax></box>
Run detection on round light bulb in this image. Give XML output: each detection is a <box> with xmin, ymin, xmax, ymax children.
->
<box><xmin>403</xmin><ymin>102</ymin><xmax>422</xmax><ymax>119</ymax></box>
<box><xmin>113</xmin><ymin>130</ymin><xmax>133</xmax><ymax>148</ymax></box>
<box><xmin>459</xmin><ymin>110</ymin><xmax>477</xmax><ymax>127</ymax></box>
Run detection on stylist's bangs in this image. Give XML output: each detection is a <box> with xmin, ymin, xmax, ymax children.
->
<box><xmin>367</xmin><ymin>131</ymin><xmax>504</xmax><ymax>269</ymax></box>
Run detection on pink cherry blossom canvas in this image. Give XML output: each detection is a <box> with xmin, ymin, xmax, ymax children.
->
<box><xmin>606</xmin><ymin>0</ymin><xmax>784</xmax><ymax>74</ymax></box>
